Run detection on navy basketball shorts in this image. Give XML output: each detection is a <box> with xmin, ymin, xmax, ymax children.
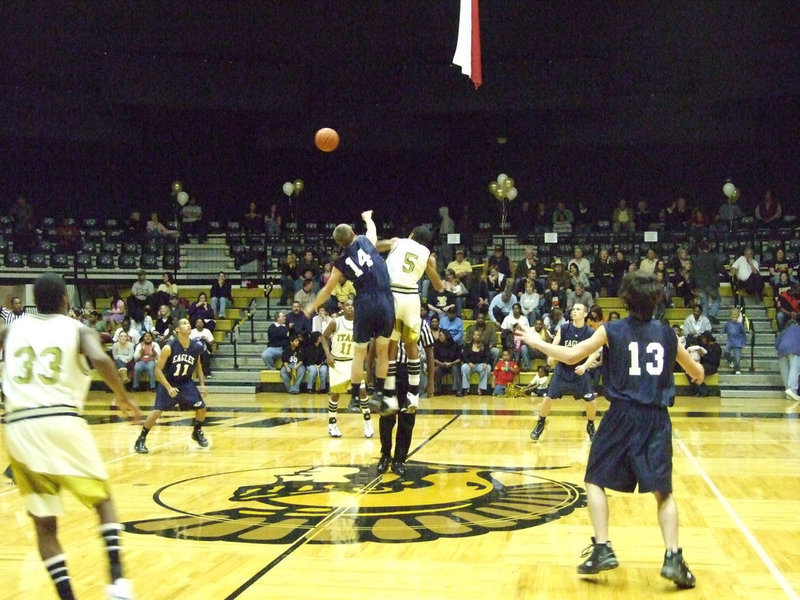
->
<box><xmin>546</xmin><ymin>371</ymin><xmax>593</xmax><ymax>400</ymax></box>
<box><xmin>584</xmin><ymin>400</ymin><xmax>673</xmax><ymax>494</ymax></box>
<box><xmin>154</xmin><ymin>381</ymin><xmax>205</xmax><ymax>411</ymax></box>
<box><xmin>353</xmin><ymin>292</ymin><xmax>395</xmax><ymax>344</ymax></box>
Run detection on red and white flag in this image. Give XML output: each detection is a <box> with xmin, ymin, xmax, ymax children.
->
<box><xmin>452</xmin><ymin>0</ymin><xmax>482</xmax><ymax>88</ymax></box>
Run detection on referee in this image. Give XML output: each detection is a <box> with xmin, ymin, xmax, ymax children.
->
<box><xmin>377</xmin><ymin>315</ymin><xmax>435</xmax><ymax>476</ymax></box>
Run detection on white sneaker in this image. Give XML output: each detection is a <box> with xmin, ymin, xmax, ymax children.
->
<box><xmin>735</xmin><ymin>370</ymin><xmax>741</xmax><ymax>375</ymax></box>
<box><xmin>405</xmin><ymin>392</ymin><xmax>419</xmax><ymax>414</ymax></box>
<box><xmin>328</xmin><ymin>422</ymin><xmax>342</xmax><ymax>438</ymax></box>
<box><xmin>107</xmin><ymin>578</ymin><xmax>135</xmax><ymax>600</ymax></box>
<box><xmin>785</xmin><ymin>388</ymin><xmax>800</xmax><ymax>402</ymax></box>
<box><xmin>363</xmin><ymin>419</ymin><xmax>374</xmax><ymax>438</ymax></box>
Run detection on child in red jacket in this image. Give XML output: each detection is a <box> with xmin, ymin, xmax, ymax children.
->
<box><xmin>492</xmin><ymin>349</ymin><xmax>520</xmax><ymax>396</ymax></box>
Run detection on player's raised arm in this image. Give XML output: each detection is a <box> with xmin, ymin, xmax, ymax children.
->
<box><xmin>362</xmin><ymin>210</ymin><xmax>377</xmax><ymax>244</ymax></box>
<box><xmin>375</xmin><ymin>237</ymin><xmax>398</xmax><ymax>254</ymax></box>
<box><xmin>517</xmin><ymin>324</ymin><xmax>608</xmax><ymax>365</ymax></box>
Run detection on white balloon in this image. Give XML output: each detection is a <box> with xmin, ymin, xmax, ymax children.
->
<box><xmin>506</xmin><ymin>187</ymin><xmax>518</xmax><ymax>201</ymax></box>
<box><xmin>282</xmin><ymin>182</ymin><xmax>295</xmax><ymax>197</ymax></box>
<box><xmin>722</xmin><ymin>182</ymin><xmax>735</xmax><ymax>198</ymax></box>
<box><xmin>176</xmin><ymin>191</ymin><xmax>189</xmax><ymax>206</ymax></box>
<box><xmin>497</xmin><ymin>173</ymin><xmax>508</xmax><ymax>186</ymax></box>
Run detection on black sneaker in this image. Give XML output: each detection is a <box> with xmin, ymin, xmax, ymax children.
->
<box><xmin>367</xmin><ymin>394</ymin><xmax>399</xmax><ymax>416</ymax></box>
<box><xmin>391</xmin><ymin>460</ymin><xmax>406</xmax><ymax>477</ymax></box>
<box><xmin>660</xmin><ymin>548</ymin><xmax>696</xmax><ymax>589</ymax></box>
<box><xmin>577</xmin><ymin>537</ymin><xmax>619</xmax><ymax>574</ymax></box>
<box><xmin>3</xmin><ymin>464</ymin><xmax>15</xmax><ymax>483</ymax></box>
<box><xmin>530</xmin><ymin>419</ymin><xmax>546</xmax><ymax>441</ymax></box>
<box><xmin>134</xmin><ymin>438</ymin><xmax>149</xmax><ymax>454</ymax></box>
<box><xmin>192</xmin><ymin>429</ymin><xmax>209</xmax><ymax>448</ymax></box>
<box><xmin>377</xmin><ymin>454</ymin><xmax>391</xmax><ymax>474</ymax></box>
<box><xmin>348</xmin><ymin>395</ymin><xmax>361</xmax><ymax>413</ymax></box>
<box><xmin>586</xmin><ymin>421</ymin><xmax>596</xmax><ymax>441</ymax></box>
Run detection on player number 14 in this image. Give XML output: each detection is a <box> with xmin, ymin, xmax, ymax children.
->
<box><xmin>627</xmin><ymin>341</ymin><xmax>664</xmax><ymax>376</ymax></box>
<box><xmin>344</xmin><ymin>248</ymin><xmax>374</xmax><ymax>277</ymax></box>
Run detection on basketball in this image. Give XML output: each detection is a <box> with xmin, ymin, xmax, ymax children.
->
<box><xmin>314</xmin><ymin>127</ymin><xmax>340</xmax><ymax>152</ymax></box>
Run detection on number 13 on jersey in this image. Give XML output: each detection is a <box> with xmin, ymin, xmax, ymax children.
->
<box><xmin>628</xmin><ymin>341</ymin><xmax>664</xmax><ymax>376</ymax></box>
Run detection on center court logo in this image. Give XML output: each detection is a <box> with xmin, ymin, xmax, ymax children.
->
<box><xmin>124</xmin><ymin>462</ymin><xmax>586</xmax><ymax>544</ymax></box>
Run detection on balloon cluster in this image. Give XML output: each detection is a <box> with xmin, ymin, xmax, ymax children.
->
<box><xmin>488</xmin><ymin>173</ymin><xmax>518</xmax><ymax>201</ymax></box>
<box><xmin>282</xmin><ymin>179</ymin><xmax>305</xmax><ymax>197</ymax></box>
<box><xmin>722</xmin><ymin>181</ymin><xmax>740</xmax><ymax>201</ymax></box>
<box><xmin>172</xmin><ymin>180</ymin><xmax>189</xmax><ymax>206</ymax></box>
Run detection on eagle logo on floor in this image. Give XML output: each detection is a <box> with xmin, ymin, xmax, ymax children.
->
<box><xmin>124</xmin><ymin>462</ymin><xmax>585</xmax><ymax>544</ymax></box>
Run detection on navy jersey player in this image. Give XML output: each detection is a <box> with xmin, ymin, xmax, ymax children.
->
<box><xmin>518</xmin><ymin>272</ymin><xmax>703</xmax><ymax>589</ymax></box>
<box><xmin>134</xmin><ymin>317</ymin><xmax>209</xmax><ymax>454</ymax></box>
<box><xmin>530</xmin><ymin>302</ymin><xmax>601</xmax><ymax>441</ymax></box>
<box><xmin>307</xmin><ymin>210</ymin><xmax>397</xmax><ymax>415</ymax></box>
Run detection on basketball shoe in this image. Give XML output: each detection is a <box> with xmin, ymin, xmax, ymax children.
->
<box><xmin>363</xmin><ymin>419</ymin><xmax>374</xmax><ymax>438</ymax></box>
<box><xmin>577</xmin><ymin>538</ymin><xmax>618</xmax><ymax>574</ymax></box>
<box><xmin>106</xmin><ymin>577</ymin><xmax>135</xmax><ymax>599</ymax></box>
<box><xmin>405</xmin><ymin>392</ymin><xmax>419</xmax><ymax>414</ymax></box>
<box><xmin>192</xmin><ymin>429</ymin><xmax>209</xmax><ymax>448</ymax></box>
<box><xmin>530</xmin><ymin>418</ymin><xmax>546</xmax><ymax>441</ymax></box>
<box><xmin>134</xmin><ymin>437</ymin><xmax>148</xmax><ymax>454</ymax></box>
<box><xmin>328</xmin><ymin>422</ymin><xmax>342</xmax><ymax>438</ymax></box>
<box><xmin>660</xmin><ymin>548</ymin><xmax>696</xmax><ymax>588</ymax></box>
<box><xmin>586</xmin><ymin>421</ymin><xmax>596</xmax><ymax>441</ymax></box>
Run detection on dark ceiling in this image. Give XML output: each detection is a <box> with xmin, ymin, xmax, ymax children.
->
<box><xmin>2</xmin><ymin>1</ymin><xmax>799</xmax><ymax>221</ymax></box>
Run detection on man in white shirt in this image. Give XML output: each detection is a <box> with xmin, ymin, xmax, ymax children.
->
<box><xmin>729</xmin><ymin>247</ymin><xmax>763</xmax><ymax>303</ymax></box>
<box><xmin>190</xmin><ymin>317</ymin><xmax>215</xmax><ymax>377</ymax></box>
<box><xmin>500</xmin><ymin>303</ymin><xmax>531</xmax><ymax>370</ymax></box>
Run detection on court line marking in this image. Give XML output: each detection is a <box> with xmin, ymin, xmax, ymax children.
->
<box><xmin>674</xmin><ymin>433</ymin><xmax>799</xmax><ymax>600</ymax></box>
<box><xmin>223</xmin><ymin>413</ymin><xmax>462</xmax><ymax>600</ymax></box>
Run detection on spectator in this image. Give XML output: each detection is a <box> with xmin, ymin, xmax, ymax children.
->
<box><xmin>111</xmin><ymin>331</ymin><xmax>135</xmax><ymax>383</ymax></box>
<box><xmin>544</xmin><ymin>306</ymin><xmax>567</xmax><ymax>338</ymax></box>
<box><xmin>488</xmin><ymin>286</ymin><xmax>517</xmax><ymax>326</ymax></box>
<box><xmin>296</xmin><ymin>249</ymin><xmax>321</xmax><ymax>291</ymax></box>
<box><xmin>653</xmin><ymin>271</ymin><xmax>674</xmax><ymax>322</ymax></box>
<box><xmin>593</xmin><ymin>248</ymin><xmax>617</xmax><ymax>296</ymax></box>
<box><xmin>634</xmin><ymin>199</ymin><xmax>653</xmax><ymax>231</ymax></box>
<box><xmin>491</xmin><ymin>349</ymin><xmax>520</xmax><ymax>396</ymax></box>
<box><xmin>527</xmin><ymin>317</ymin><xmax>552</xmax><ymax>360</ymax></box>
<box><xmin>465</xmin><ymin>309</ymin><xmax>500</xmax><ymax>366</ymax></box>
<box><xmin>132</xmin><ymin>331</ymin><xmax>160</xmax><ymax>391</ymax></box>
<box><xmin>304</xmin><ymin>331</ymin><xmax>329</xmax><ymax>393</ymax></box>
<box><xmin>567</xmin><ymin>246</ymin><xmax>591</xmax><ymax>281</ymax></box>
<box><xmin>754</xmin><ymin>190</ymin><xmax>782</xmax><ymax>227</ymax></box>
<box><xmin>180</xmin><ymin>195</ymin><xmax>206</xmax><ymax>243</ymax></box>
<box><xmin>566</xmin><ymin>282</ymin><xmax>593</xmax><ymax>313</ymax></box>
<box><xmin>524</xmin><ymin>365</ymin><xmax>551</xmax><ymax>397</ymax></box>
<box><xmin>519</xmin><ymin>280</ymin><xmax>541</xmax><ymax>326</ymax></box>
<box><xmin>125</xmin><ymin>211</ymin><xmax>146</xmax><ymax>241</ymax></box>
<box><xmin>330</xmin><ymin>277</ymin><xmax>356</xmax><ymax>314</ymax></box>
<box><xmin>280</xmin><ymin>335</ymin><xmax>307</xmax><ymax>395</ymax></box>
<box><xmin>682</xmin><ymin>305</ymin><xmax>712</xmax><ymax>346</ymax></box>
<box><xmin>447</xmin><ymin>249</ymin><xmax>474</xmax><ymax>283</ymax></box>
<box><xmin>112</xmin><ymin>316</ymin><xmax>141</xmax><ymax>345</ymax></box>
<box><xmin>722</xmin><ymin>307</ymin><xmax>746</xmax><ymax>374</ymax></box>
<box><xmin>188</xmin><ymin>292</ymin><xmax>216</xmax><ymax>332</ymax></box>
<box><xmin>242</xmin><ymin>201</ymin><xmax>263</xmax><ymax>234</ymax></box>
<box><xmin>714</xmin><ymin>193</ymin><xmax>744</xmax><ymax>231</ymax></box>
<box><xmin>104</xmin><ymin>292</ymin><xmax>127</xmax><ymax>325</ymax></box>
<box><xmin>168</xmin><ymin>293</ymin><xmax>188</xmax><ymax>323</ymax></box>
<box><xmin>210</xmin><ymin>271</ymin><xmax>233</xmax><ymax>318</ymax></box>
<box><xmin>439</xmin><ymin>306</ymin><xmax>464</xmax><ymax>346</ymax></box>
<box><xmin>461</xmin><ymin>329</ymin><xmax>491</xmax><ymax>395</ymax></box>
<box><xmin>691</xmin><ymin>242</ymin><xmax>725</xmax><ymax>321</ymax></box>
<box><xmin>568</xmin><ymin>263</ymin><xmax>591</xmax><ymax>294</ymax></box>
<box><xmin>689</xmin><ymin>207</ymin><xmax>709</xmax><ymax>235</ymax></box>
<box><xmin>612</xmin><ymin>199</ymin><xmax>635</xmax><ymax>232</ymax></box>
<box><xmin>433</xmin><ymin>330</ymin><xmax>461</xmax><ymax>396</ymax></box>
<box><xmin>776</xmin><ymin>284</ymin><xmax>800</xmax><ymax>331</ymax></box>
<box><xmin>153</xmin><ymin>304</ymin><xmax>173</xmax><ymax>345</ymax></box>
<box><xmin>551</xmin><ymin>201</ymin><xmax>574</xmax><ymax>234</ymax></box>
<box><xmin>443</xmin><ymin>269</ymin><xmax>468</xmax><ymax>315</ymax></box>
<box><xmin>587</xmin><ymin>305</ymin><xmax>604</xmax><ymax>330</ymax></box>
<box><xmin>767</xmin><ymin>248</ymin><xmax>792</xmax><ymax>286</ymax></box>
<box><xmin>261</xmin><ymin>312</ymin><xmax>290</xmax><ymax>369</ymax></box>
<box><xmin>688</xmin><ymin>331</ymin><xmax>721</xmax><ymax>397</ymax></box>
<box><xmin>541</xmin><ymin>279</ymin><xmax>567</xmax><ymax>319</ymax></box>
<box><xmin>146</xmin><ymin>212</ymin><xmax>178</xmax><ymax>240</ymax></box>
<box><xmin>666</xmin><ymin>196</ymin><xmax>691</xmax><ymax>230</ymax></box>
<box><xmin>128</xmin><ymin>271</ymin><xmax>154</xmax><ymax>323</ymax></box>
<box><xmin>730</xmin><ymin>247</ymin><xmax>763</xmax><ymax>304</ymax></box>
<box><xmin>265</xmin><ymin>203</ymin><xmax>282</xmax><ymax>235</ymax></box>
<box><xmin>153</xmin><ymin>272</ymin><xmax>177</xmax><ymax>309</ymax></box>
<box><xmin>776</xmin><ymin>316</ymin><xmax>800</xmax><ymax>401</ymax></box>
<box><xmin>56</xmin><ymin>218</ymin><xmax>81</xmax><ymax>253</ymax></box>
<box><xmin>639</xmin><ymin>248</ymin><xmax>658</xmax><ymax>274</ymax></box>
<box><xmin>294</xmin><ymin>277</ymin><xmax>317</xmax><ymax>312</ymax></box>
<box><xmin>500</xmin><ymin>303</ymin><xmax>531</xmax><ymax>370</ymax></box>
<box><xmin>513</xmin><ymin>247</ymin><xmax>538</xmax><ymax>286</ymax></box>
<box><xmin>574</xmin><ymin>201</ymin><xmax>591</xmax><ymax>233</ymax></box>
<box><xmin>286</xmin><ymin>300</ymin><xmax>312</xmax><ymax>339</ymax></box>
<box><xmin>9</xmin><ymin>195</ymin><xmax>36</xmax><ymax>252</ymax></box>
<box><xmin>471</xmin><ymin>266</ymin><xmax>491</xmax><ymax>317</ymax></box>
<box><xmin>312</xmin><ymin>305</ymin><xmax>333</xmax><ymax>333</ymax></box>
<box><xmin>190</xmin><ymin>317</ymin><xmax>215</xmax><ymax>378</ymax></box>
<box><xmin>488</xmin><ymin>245</ymin><xmax>512</xmax><ymax>278</ymax></box>
<box><xmin>612</xmin><ymin>250</ymin><xmax>631</xmax><ymax>286</ymax></box>
<box><xmin>485</xmin><ymin>264</ymin><xmax>507</xmax><ymax>302</ymax></box>
<box><xmin>545</xmin><ymin>258</ymin><xmax>571</xmax><ymax>291</ymax></box>
<box><xmin>532</xmin><ymin>201</ymin><xmax>550</xmax><ymax>233</ymax></box>
<box><xmin>279</xmin><ymin>252</ymin><xmax>298</xmax><ymax>305</ymax></box>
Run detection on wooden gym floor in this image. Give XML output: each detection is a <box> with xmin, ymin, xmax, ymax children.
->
<box><xmin>1</xmin><ymin>390</ymin><xmax>799</xmax><ymax>600</ymax></box>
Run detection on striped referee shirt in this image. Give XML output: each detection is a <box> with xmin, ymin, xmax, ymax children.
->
<box><xmin>397</xmin><ymin>319</ymin><xmax>435</xmax><ymax>364</ymax></box>
<box><xmin>0</xmin><ymin>307</ymin><xmax>26</xmax><ymax>325</ymax></box>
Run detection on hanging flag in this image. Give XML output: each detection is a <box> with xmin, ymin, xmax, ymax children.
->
<box><xmin>452</xmin><ymin>0</ymin><xmax>482</xmax><ymax>88</ymax></box>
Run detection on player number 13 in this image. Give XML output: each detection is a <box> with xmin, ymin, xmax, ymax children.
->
<box><xmin>627</xmin><ymin>341</ymin><xmax>664</xmax><ymax>376</ymax></box>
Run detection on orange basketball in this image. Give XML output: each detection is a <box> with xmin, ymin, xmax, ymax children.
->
<box><xmin>314</xmin><ymin>127</ymin><xmax>340</xmax><ymax>152</ymax></box>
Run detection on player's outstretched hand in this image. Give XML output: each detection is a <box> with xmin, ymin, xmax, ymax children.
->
<box><xmin>514</xmin><ymin>328</ymin><xmax>539</xmax><ymax>350</ymax></box>
<box><xmin>361</xmin><ymin>210</ymin><xmax>373</xmax><ymax>222</ymax></box>
<box><xmin>304</xmin><ymin>306</ymin><xmax>314</xmax><ymax>319</ymax></box>
<box><xmin>116</xmin><ymin>393</ymin><xmax>143</xmax><ymax>424</ymax></box>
